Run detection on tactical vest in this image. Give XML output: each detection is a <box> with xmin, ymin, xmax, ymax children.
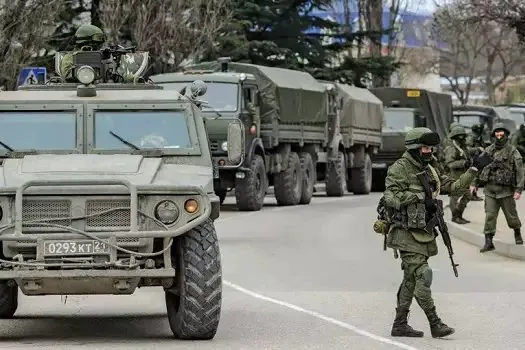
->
<box><xmin>390</xmin><ymin>164</ymin><xmax>440</xmax><ymax>231</ymax></box>
<box><xmin>479</xmin><ymin>145</ymin><xmax>515</xmax><ymax>186</ymax></box>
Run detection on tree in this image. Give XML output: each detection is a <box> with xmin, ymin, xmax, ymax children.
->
<box><xmin>98</xmin><ymin>0</ymin><xmax>233</xmax><ymax>74</ymax></box>
<box><xmin>432</xmin><ymin>2</ymin><xmax>522</xmax><ymax>104</ymax></box>
<box><xmin>0</xmin><ymin>0</ymin><xmax>64</xmax><ymax>90</ymax></box>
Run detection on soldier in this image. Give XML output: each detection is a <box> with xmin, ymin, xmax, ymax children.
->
<box><xmin>438</xmin><ymin>121</ymin><xmax>461</xmax><ymax>172</ymax></box>
<box><xmin>383</xmin><ymin>127</ymin><xmax>490</xmax><ymax>338</ymax></box>
<box><xmin>445</xmin><ymin>124</ymin><xmax>473</xmax><ymax>224</ymax></box>
<box><xmin>60</xmin><ymin>24</ymin><xmax>106</xmax><ymax>81</ymax></box>
<box><xmin>511</xmin><ymin>124</ymin><xmax>525</xmax><ymax>158</ymax></box>
<box><xmin>472</xmin><ymin>123</ymin><xmax>525</xmax><ymax>252</ymax></box>
<box><xmin>466</xmin><ymin>123</ymin><xmax>486</xmax><ymax>201</ymax></box>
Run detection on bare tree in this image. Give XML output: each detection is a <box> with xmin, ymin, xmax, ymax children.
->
<box><xmin>0</xmin><ymin>0</ymin><xmax>64</xmax><ymax>90</ymax></box>
<box><xmin>99</xmin><ymin>0</ymin><xmax>233</xmax><ymax>75</ymax></box>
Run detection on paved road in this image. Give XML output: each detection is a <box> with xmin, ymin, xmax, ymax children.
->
<box><xmin>2</xmin><ymin>192</ymin><xmax>525</xmax><ymax>349</ymax></box>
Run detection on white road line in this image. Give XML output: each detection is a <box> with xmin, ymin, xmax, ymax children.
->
<box><xmin>224</xmin><ymin>280</ymin><xmax>421</xmax><ymax>350</ymax></box>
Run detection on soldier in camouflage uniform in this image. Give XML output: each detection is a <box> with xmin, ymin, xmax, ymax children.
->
<box><xmin>60</xmin><ymin>24</ymin><xmax>106</xmax><ymax>81</ymax></box>
<box><xmin>438</xmin><ymin>121</ymin><xmax>461</xmax><ymax>170</ymax></box>
<box><xmin>511</xmin><ymin>124</ymin><xmax>525</xmax><ymax>158</ymax></box>
<box><xmin>383</xmin><ymin>127</ymin><xmax>491</xmax><ymax>338</ymax></box>
<box><xmin>466</xmin><ymin>123</ymin><xmax>486</xmax><ymax>201</ymax></box>
<box><xmin>472</xmin><ymin>123</ymin><xmax>525</xmax><ymax>252</ymax></box>
<box><xmin>445</xmin><ymin>125</ymin><xmax>473</xmax><ymax>224</ymax></box>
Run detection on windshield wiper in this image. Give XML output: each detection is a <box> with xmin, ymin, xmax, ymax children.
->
<box><xmin>109</xmin><ymin>131</ymin><xmax>140</xmax><ymax>150</ymax></box>
<box><xmin>0</xmin><ymin>140</ymin><xmax>14</xmax><ymax>152</ymax></box>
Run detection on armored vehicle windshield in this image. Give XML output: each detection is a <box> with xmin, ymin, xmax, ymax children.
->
<box><xmin>382</xmin><ymin>108</ymin><xmax>420</xmax><ymax>132</ymax></box>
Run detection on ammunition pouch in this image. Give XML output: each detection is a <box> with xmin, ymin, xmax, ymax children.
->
<box><xmin>481</xmin><ymin>160</ymin><xmax>515</xmax><ymax>187</ymax></box>
<box><xmin>406</xmin><ymin>202</ymin><xmax>427</xmax><ymax>229</ymax></box>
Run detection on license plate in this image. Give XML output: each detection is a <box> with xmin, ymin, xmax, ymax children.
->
<box><xmin>407</xmin><ymin>90</ymin><xmax>420</xmax><ymax>97</ymax></box>
<box><xmin>43</xmin><ymin>240</ymin><xmax>110</xmax><ymax>256</ymax></box>
<box><xmin>372</xmin><ymin>163</ymin><xmax>388</xmax><ymax>169</ymax></box>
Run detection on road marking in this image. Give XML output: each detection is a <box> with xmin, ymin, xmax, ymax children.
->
<box><xmin>224</xmin><ymin>280</ymin><xmax>421</xmax><ymax>350</ymax></box>
<box><xmin>446</xmin><ymin>220</ymin><xmax>480</xmax><ymax>236</ymax></box>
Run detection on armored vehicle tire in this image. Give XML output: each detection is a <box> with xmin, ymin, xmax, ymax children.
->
<box><xmin>299</xmin><ymin>152</ymin><xmax>315</xmax><ymax>204</ymax></box>
<box><xmin>215</xmin><ymin>189</ymin><xmax>227</xmax><ymax>205</ymax></box>
<box><xmin>274</xmin><ymin>151</ymin><xmax>302</xmax><ymax>206</ymax></box>
<box><xmin>0</xmin><ymin>282</ymin><xmax>18</xmax><ymax>318</ymax></box>
<box><xmin>351</xmin><ymin>153</ymin><xmax>372</xmax><ymax>195</ymax></box>
<box><xmin>165</xmin><ymin>219</ymin><xmax>222</xmax><ymax>340</ymax></box>
<box><xmin>325</xmin><ymin>151</ymin><xmax>346</xmax><ymax>197</ymax></box>
<box><xmin>235</xmin><ymin>154</ymin><xmax>266</xmax><ymax>211</ymax></box>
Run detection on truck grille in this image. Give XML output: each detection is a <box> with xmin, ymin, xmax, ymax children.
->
<box><xmin>86</xmin><ymin>199</ymin><xmax>130</xmax><ymax>230</ymax></box>
<box><xmin>209</xmin><ymin>140</ymin><xmax>219</xmax><ymax>152</ymax></box>
<box><xmin>22</xmin><ymin>199</ymin><xmax>72</xmax><ymax>226</ymax></box>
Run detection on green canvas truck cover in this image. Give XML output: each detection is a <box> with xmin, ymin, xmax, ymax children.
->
<box><xmin>335</xmin><ymin>82</ymin><xmax>383</xmax><ymax>130</ymax></box>
<box><xmin>370</xmin><ymin>87</ymin><xmax>453</xmax><ymax>141</ymax></box>
<box><xmin>185</xmin><ymin>61</ymin><xmax>328</xmax><ymax>125</ymax></box>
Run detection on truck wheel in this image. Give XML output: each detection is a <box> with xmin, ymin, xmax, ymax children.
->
<box><xmin>274</xmin><ymin>151</ymin><xmax>302</xmax><ymax>205</ymax></box>
<box><xmin>235</xmin><ymin>154</ymin><xmax>266</xmax><ymax>211</ymax></box>
<box><xmin>165</xmin><ymin>219</ymin><xmax>222</xmax><ymax>340</ymax></box>
<box><xmin>351</xmin><ymin>153</ymin><xmax>372</xmax><ymax>195</ymax></box>
<box><xmin>299</xmin><ymin>152</ymin><xmax>315</xmax><ymax>204</ymax></box>
<box><xmin>325</xmin><ymin>151</ymin><xmax>346</xmax><ymax>196</ymax></box>
<box><xmin>0</xmin><ymin>282</ymin><xmax>17</xmax><ymax>318</ymax></box>
<box><xmin>215</xmin><ymin>189</ymin><xmax>227</xmax><ymax>204</ymax></box>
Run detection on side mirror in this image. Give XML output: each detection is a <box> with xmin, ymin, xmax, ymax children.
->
<box><xmin>227</xmin><ymin>119</ymin><xmax>245</xmax><ymax>165</ymax></box>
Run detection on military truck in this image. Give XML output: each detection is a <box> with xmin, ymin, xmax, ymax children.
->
<box><xmin>369</xmin><ymin>88</ymin><xmax>453</xmax><ymax>190</ymax></box>
<box><xmin>1</xmin><ymin>48</ymin><xmax>244</xmax><ymax>340</ymax></box>
<box><xmin>150</xmin><ymin>59</ymin><xmax>383</xmax><ymax>211</ymax></box>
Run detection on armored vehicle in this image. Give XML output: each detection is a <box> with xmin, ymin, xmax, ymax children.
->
<box><xmin>151</xmin><ymin>58</ymin><xmax>382</xmax><ymax>210</ymax></box>
<box><xmin>2</xmin><ymin>48</ymin><xmax>245</xmax><ymax>340</ymax></box>
<box><xmin>369</xmin><ymin>88</ymin><xmax>453</xmax><ymax>190</ymax></box>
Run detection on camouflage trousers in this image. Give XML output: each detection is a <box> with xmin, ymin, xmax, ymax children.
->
<box><xmin>449</xmin><ymin>191</ymin><xmax>471</xmax><ymax>216</ymax></box>
<box><xmin>396</xmin><ymin>251</ymin><xmax>435</xmax><ymax>312</ymax></box>
<box><xmin>483</xmin><ymin>195</ymin><xmax>522</xmax><ymax>235</ymax></box>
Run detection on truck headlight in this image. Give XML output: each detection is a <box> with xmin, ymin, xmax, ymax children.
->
<box><xmin>76</xmin><ymin>66</ymin><xmax>95</xmax><ymax>85</ymax></box>
<box><xmin>154</xmin><ymin>200</ymin><xmax>179</xmax><ymax>225</ymax></box>
<box><xmin>221</xmin><ymin>141</ymin><xmax>228</xmax><ymax>152</ymax></box>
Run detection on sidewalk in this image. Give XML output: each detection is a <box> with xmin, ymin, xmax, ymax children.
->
<box><xmin>444</xmin><ymin>189</ymin><xmax>525</xmax><ymax>260</ymax></box>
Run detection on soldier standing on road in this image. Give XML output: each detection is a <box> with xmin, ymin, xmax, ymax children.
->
<box><xmin>445</xmin><ymin>125</ymin><xmax>473</xmax><ymax>224</ymax></box>
<box><xmin>472</xmin><ymin>123</ymin><xmax>525</xmax><ymax>253</ymax></box>
<box><xmin>438</xmin><ymin>121</ymin><xmax>461</xmax><ymax>173</ymax></box>
<box><xmin>466</xmin><ymin>123</ymin><xmax>486</xmax><ymax>201</ymax></box>
<box><xmin>511</xmin><ymin>124</ymin><xmax>525</xmax><ymax>158</ymax></box>
<box><xmin>382</xmin><ymin>127</ymin><xmax>491</xmax><ymax>338</ymax></box>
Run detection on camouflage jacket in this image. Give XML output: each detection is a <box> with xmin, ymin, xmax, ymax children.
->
<box><xmin>475</xmin><ymin>143</ymin><xmax>524</xmax><ymax>198</ymax></box>
<box><xmin>511</xmin><ymin>130</ymin><xmax>525</xmax><ymax>158</ymax></box>
<box><xmin>383</xmin><ymin>151</ymin><xmax>477</xmax><ymax>257</ymax></box>
<box><xmin>444</xmin><ymin>140</ymin><xmax>471</xmax><ymax>179</ymax></box>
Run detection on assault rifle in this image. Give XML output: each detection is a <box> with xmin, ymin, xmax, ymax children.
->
<box><xmin>416</xmin><ymin>169</ymin><xmax>459</xmax><ymax>277</ymax></box>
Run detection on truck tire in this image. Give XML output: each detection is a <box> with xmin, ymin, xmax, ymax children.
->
<box><xmin>235</xmin><ymin>154</ymin><xmax>266</xmax><ymax>211</ymax></box>
<box><xmin>299</xmin><ymin>152</ymin><xmax>315</xmax><ymax>204</ymax></box>
<box><xmin>0</xmin><ymin>282</ymin><xmax>17</xmax><ymax>318</ymax></box>
<box><xmin>215</xmin><ymin>189</ymin><xmax>227</xmax><ymax>204</ymax></box>
<box><xmin>165</xmin><ymin>219</ymin><xmax>222</xmax><ymax>340</ymax></box>
<box><xmin>351</xmin><ymin>153</ymin><xmax>372</xmax><ymax>195</ymax></box>
<box><xmin>325</xmin><ymin>151</ymin><xmax>346</xmax><ymax>197</ymax></box>
<box><xmin>274</xmin><ymin>151</ymin><xmax>302</xmax><ymax>205</ymax></box>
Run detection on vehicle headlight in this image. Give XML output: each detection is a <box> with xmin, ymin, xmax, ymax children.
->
<box><xmin>76</xmin><ymin>65</ymin><xmax>95</xmax><ymax>85</ymax></box>
<box><xmin>154</xmin><ymin>200</ymin><xmax>179</xmax><ymax>225</ymax></box>
<box><xmin>221</xmin><ymin>141</ymin><xmax>228</xmax><ymax>152</ymax></box>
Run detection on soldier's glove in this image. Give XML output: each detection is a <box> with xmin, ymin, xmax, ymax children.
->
<box><xmin>472</xmin><ymin>152</ymin><xmax>492</xmax><ymax>171</ymax></box>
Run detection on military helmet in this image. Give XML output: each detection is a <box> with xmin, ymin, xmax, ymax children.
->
<box><xmin>449</xmin><ymin>124</ymin><xmax>467</xmax><ymax>139</ymax></box>
<box><xmin>75</xmin><ymin>24</ymin><xmax>105</xmax><ymax>44</ymax></box>
<box><xmin>405</xmin><ymin>127</ymin><xmax>441</xmax><ymax>149</ymax></box>
<box><xmin>492</xmin><ymin>122</ymin><xmax>510</xmax><ymax>135</ymax></box>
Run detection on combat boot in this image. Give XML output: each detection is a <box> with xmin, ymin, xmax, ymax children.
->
<box><xmin>451</xmin><ymin>210</ymin><xmax>470</xmax><ymax>224</ymax></box>
<box><xmin>514</xmin><ymin>229</ymin><xmax>523</xmax><ymax>245</ymax></box>
<box><xmin>480</xmin><ymin>234</ymin><xmax>495</xmax><ymax>253</ymax></box>
<box><xmin>390</xmin><ymin>307</ymin><xmax>424</xmax><ymax>337</ymax></box>
<box><xmin>424</xmin><ymin>306</ymin><xmax>455</xmax><ymax>338</ymax></box>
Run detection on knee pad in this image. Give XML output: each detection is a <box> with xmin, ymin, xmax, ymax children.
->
<box><xmin>415</xmin><ymin>264</ymin><xmax>433</xmax><ymax>288</ymax></box>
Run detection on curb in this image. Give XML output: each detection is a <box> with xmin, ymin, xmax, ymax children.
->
<box><xmin>447</xmin><ymin>220</ymin><xmax>525</xmax><ymax>261</ymax></box>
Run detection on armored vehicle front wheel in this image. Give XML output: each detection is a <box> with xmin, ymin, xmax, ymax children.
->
<box><xmin>166</xmin><ymin>219</ymin><xmax>222</xmax><ymax>340</ymax></box>
<box><xmin>274</xmin><ymin>151</ymin><xmax>303</xmax><ymax>205</ymax></box>
<box><xmin>235</xmin><ymin>154</ymin><xmax>267</xmax><ymax>211</ymax></box>
<box><xmin>0</xmin><ymin>281</ymin><xmax>18</xmax><ymax>318</ymax></box>
<box><xmin>325</xmin><ymin>151</ymin><xmax>346</xmax><ymax>196</ymax></box>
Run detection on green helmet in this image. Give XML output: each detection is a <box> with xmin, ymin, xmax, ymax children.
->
<box><xmin>492</xmin><ymin>122</ymin><xmax>510</xmax><ymax>135</ymax></box>
<box><xmin>449</xmin><ymin>124</ymin><xmax>467</xmax><ymax>139</ymax></box>
<box><xmin>75</xmin><ymin>24</ymin><xmax>105</xmax><ymax>45</ymax></box>
<box><xmin>405</xmin><ymin>127</ymin><xmax>441</xmax><ymax>150</ymax></box>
